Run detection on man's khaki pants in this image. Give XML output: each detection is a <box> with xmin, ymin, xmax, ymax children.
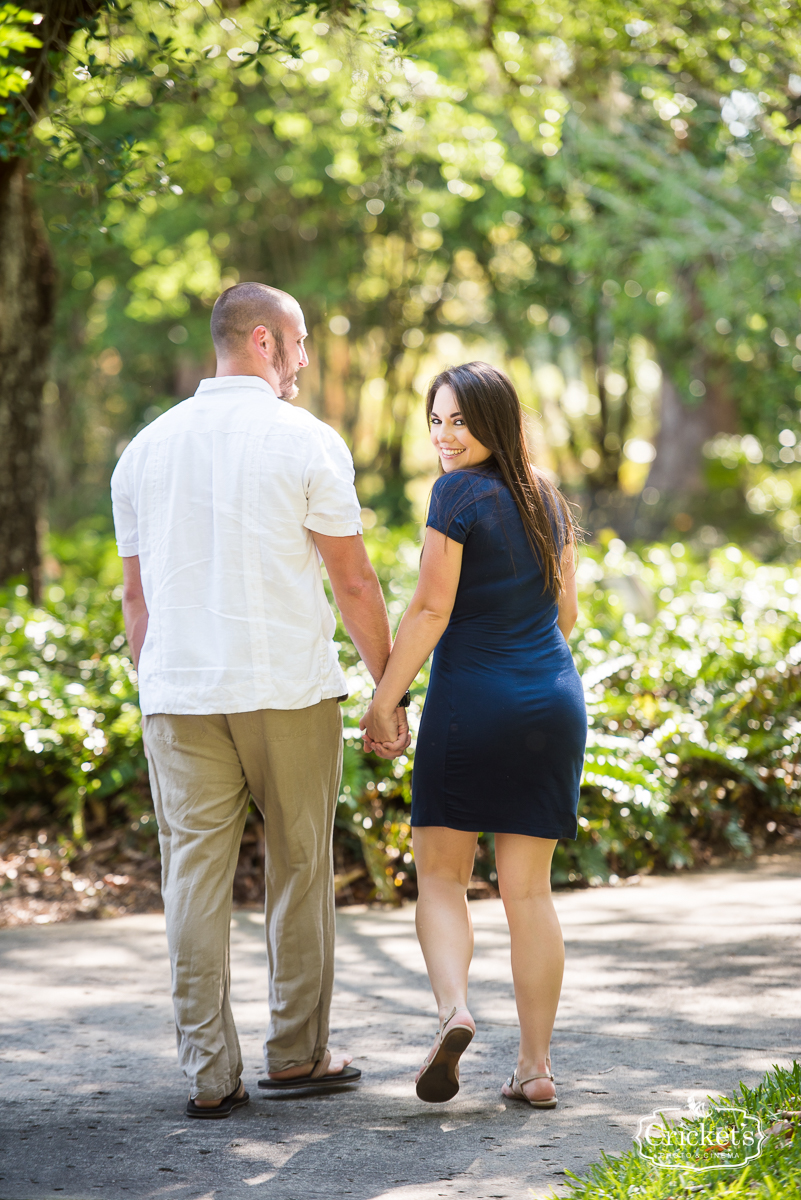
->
<box><xmin>143</xmin><ymin>699</ymin><xmax>343</xmax><ymax>1101</ymax></box>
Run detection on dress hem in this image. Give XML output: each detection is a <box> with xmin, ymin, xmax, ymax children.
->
<box><xmin>411</xmin><ymin>820</ymin><xmax>577</xmax><ymax>841</ymax></box>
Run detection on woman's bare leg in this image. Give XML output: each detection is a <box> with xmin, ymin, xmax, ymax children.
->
<box><xmin>495</xmin><ymin>834</ymin><xmax>562</xmax><ymax>1104</ymax></box>
<box><xmin>412</xmin><ymin>826</ymin><xmax>478</xmax><ymax>1045</ymax></box>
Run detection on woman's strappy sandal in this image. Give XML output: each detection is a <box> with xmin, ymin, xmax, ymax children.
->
<box><xmin>415</xmin><ymin>1006</ymin><xmax>475</xmax><ymax>1103</ymax></box>
<box><xmin>504</xmin><ymin>1065</ymin><xmax>557</xmax><ymax>1109</ymax></box>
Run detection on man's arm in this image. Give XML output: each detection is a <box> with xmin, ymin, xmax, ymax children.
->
<box><xmin>121</xmin><ymin>555</ymin><xmax>149</xmax><ymax>671</ymax></box>
<box><xmin>312</xmin><ymin>531</ymin><xmax>409</xmax><ymax>756</ymax></box>
<box><xmin>312</xmin><ymin>531</ymin><xmax>391</xmax><ymax>683</ymax></box>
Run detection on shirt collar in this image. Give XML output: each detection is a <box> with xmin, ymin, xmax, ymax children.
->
<box><xmin>195</xmin><ymin>375</ymin><xmax>280</xmax><ymax>402</ymax></box>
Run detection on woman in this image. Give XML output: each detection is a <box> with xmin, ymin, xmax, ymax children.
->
<box><xmin>361</xmin><ymin>362</ymin><xmax>585</xmax><ymax>1109</ymax></box>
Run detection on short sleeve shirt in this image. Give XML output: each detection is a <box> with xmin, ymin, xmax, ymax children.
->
<box><xmin>425</xmin><ymin>464</ymin><xmax>567</xmax><ymax>642</ymax></box>
<box><xmin>110</xmin><ymin>375</ymin><xmax>362</xmax><ymax>715</ymax></box>
<box><xmin>427</xmin><ymin>466</ymin><xmax>568</xmax><ymax>552</ymax></box>
<box><xmin>426</xmin><ymin>471</ymin><xmax>484</xmax><ymax>544</ymax></box>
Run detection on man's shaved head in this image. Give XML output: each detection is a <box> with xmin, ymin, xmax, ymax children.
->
<box><xmin>211</xmin><ymin>282</ymin><xmax>308</xmax><ymax>399</ymax></box>
<box><xmin>210</xmin><ymin>282</ymin><xmax>299</xmax><ymax>354</ymax></box>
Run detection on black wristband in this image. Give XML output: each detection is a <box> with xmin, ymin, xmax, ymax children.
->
<box><xmin>372</xmin><ymin>689</ymin><xmax>411</xmax><ymax>708</ymax></box>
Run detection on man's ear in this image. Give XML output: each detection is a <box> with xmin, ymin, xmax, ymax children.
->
<box><xmin>251</xmin><ymin>324</ymin><xmax>271</xmax><ymax>360</ymax></box>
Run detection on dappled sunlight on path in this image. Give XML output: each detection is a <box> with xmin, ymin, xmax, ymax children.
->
<box><xmin>1</xmin><ymin>859</ymin><xmax>799</xmax><ymax>1199</ymax></box>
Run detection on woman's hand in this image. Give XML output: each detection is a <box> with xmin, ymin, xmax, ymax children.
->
<box><xmin>360</xmin><ymin>702</ymin><xmax>410</xmax><ymax>758</ymax></box>
<box><xmin>361</xmin><ymin>701</ymin><xmax>400</xmax><ymax>745</ymax></box>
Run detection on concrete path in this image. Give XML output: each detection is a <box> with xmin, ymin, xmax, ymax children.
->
<box><xmin>1</xmin><ymin>858</ymin><xmax>799</xmax><ymax>1200</ymax></box>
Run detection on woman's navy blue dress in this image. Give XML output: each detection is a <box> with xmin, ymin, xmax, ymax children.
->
<box><xmin>411</xmin><ymin>465</ymin><xmax>585</xmax><ymax>839</ymax></box>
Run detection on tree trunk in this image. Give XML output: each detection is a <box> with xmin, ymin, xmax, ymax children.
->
<box><xmin>645</xmin><ymin>371</ymin><xmax>737</xmax><ymax>496</ymax></box>
<box><xmin>373</xmin><ymin>336</ymin><xmax>413</xmax><ymax>524</ymax></box>
<box><xmin>0</xmin><ymin>0</ymin><xmax>105</xmax><ymax>594</ymax></box>
<box><xmin>0</xmin><ymin>161</ymin><xmax>55</xmax><ymax>597</ymax></box>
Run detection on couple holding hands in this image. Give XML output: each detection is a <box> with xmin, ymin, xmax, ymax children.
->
<box><xmin>111</xmin><ymin>281</ymin><xmax>586</xmax><ymax>1118</ymax></box>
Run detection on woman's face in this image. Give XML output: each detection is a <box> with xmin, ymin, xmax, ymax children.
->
<box><xmin>429</xmin><ymin>385</ymin><xmax>492</xmax><ymax>472</ymax></box>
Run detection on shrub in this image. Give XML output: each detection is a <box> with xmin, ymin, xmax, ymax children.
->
<box><xmin>0</xmin><ymin>526</ymin><xmax>146</xmax><ymax>842</ymax></box>
<box><xmin>1</xmin><ymin>523</ymin><xmax>800</xmax><ymax>904</ymax></box>
<box><xmin>565</xmin><ymin>536</ymin><xmax>801</xmax><ymax>884</ymax></box>
<box><xmin>335</xmin><ymin>529</ymin><xmax>801</xmax><ymax>893</ymax></box>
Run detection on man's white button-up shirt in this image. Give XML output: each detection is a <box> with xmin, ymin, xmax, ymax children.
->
<box><xmin>111</xmin><ymin>375</ymin><xmax>362</xmax><ymax>716</ymax></box>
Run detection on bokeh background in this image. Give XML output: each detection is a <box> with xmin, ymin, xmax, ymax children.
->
<box><xmin>2</xmin><ymin>0</ymin><xmax>801</xmax><ymax>922</ymax></box>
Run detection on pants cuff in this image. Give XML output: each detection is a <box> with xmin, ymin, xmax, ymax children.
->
<box><xmin>190</xmin><ymin>1076</ymin><xmax>240</xmax><ymax>1102</ymax></box>
<box><xmin>265</xmin><ymin>1046</ymin><xmax>327</xmax><ymax>1073</ymax></box>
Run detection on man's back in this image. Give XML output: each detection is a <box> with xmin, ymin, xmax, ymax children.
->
<box><xmin>111</xmin><ymin>374</ymin><xmax>362</xmax><ymax>716</ymax></box>
<box><xmin>116</xmin><ymin>284</ymin><xmax>391</xmax><ymax>1114</ymax></box>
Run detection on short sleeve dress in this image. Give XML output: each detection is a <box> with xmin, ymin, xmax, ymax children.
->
<box><xmin>411</xmin><ymin>463</ymin><xmax>586</xmax><ymax>839</ymax></box>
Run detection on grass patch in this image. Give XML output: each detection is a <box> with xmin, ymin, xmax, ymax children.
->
<box><xmin>559</xmin><ymin>1062</ymin><xmax>801</xmax><ymax>1200</ymax></box>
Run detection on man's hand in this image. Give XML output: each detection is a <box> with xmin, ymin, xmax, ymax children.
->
<box><xmin>360</xmin><ymin>704</ymin><xmax>411</xmax><ymax>760</ymax></box>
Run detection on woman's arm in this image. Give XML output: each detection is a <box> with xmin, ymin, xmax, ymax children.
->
<box><xmin>557</xmin><ymin>541</ymin><xmax>578</xmax><ymax>640</ymax></box>
<box><xmin>360</xmin><ymin>528</ymin><xmax>463</xmax><ymax>745</ymax></box>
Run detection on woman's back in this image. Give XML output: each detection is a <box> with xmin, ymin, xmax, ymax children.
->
<box><xmin>429</xmin><ymin>465</ymin><xmax>569</xmax><ymax>656</ymax></box>
<box><xmin>413</xmin><ymin>462</ymin><xmax>585</xmax><ymax>838</ymax></box>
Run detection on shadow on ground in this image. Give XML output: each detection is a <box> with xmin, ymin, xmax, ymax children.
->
<box><xmin>1</xmin><ymin>858</ymin><xmax>799</xmax><ymax>1200</ymax></box>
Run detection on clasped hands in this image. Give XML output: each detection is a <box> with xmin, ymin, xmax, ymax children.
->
<box><xmin>360</xmin><ymin>700</ymin><xmax>411</xmax><ymax>760</ymax></box>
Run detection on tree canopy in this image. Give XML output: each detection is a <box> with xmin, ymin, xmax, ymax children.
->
<box><xmin>4</xmin><ymin>0</ymin><xmax>801</xmax><ymax>550</ymax></box>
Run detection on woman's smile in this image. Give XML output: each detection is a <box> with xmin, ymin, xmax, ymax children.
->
<box><xmin>429</xmin><ymin>384</ymin><xmax>492</xmax><ymax>471</ymax></box>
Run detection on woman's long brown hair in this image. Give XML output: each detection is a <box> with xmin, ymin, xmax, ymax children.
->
<box><xmin>426</xmin><ymin>361</ymin><xmax>578</xmax><ymax>596</ymax></box>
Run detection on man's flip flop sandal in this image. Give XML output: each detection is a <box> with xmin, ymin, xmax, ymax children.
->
<box><xmin>415</xmin><ymin>1007</ymin><xmax>475</xmax><ymax>1104</ymax></box>
<box><xmin>257</xmin><ymin>1049</ymin><xmax>362</xmax><ymax>1093</ymax></box>
<box><xmin>186</xmin><ymin>1080</ymin><xmax>250</xmax><ymax>1119</ymax></box>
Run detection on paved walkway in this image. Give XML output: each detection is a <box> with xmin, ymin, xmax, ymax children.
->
<box><xmin>1</xmin><ymin>858</ymin><xmax>799</xmax><ymax>1200</ymax></box>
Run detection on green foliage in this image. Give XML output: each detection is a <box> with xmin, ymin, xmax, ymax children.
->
<box><xmin>563</xmin><ymin>1062</ymin><xmax>801</xmax><ymax>1200</ymax></box>
<box><xmin>2</xmin><ymin>524</ymin><xmax>800</xmax><ymax>899</ymax></box>
<box><xmin>25</xmin><ymin>0</ymin><xmax>801</xmax><ymax>532</ymax></box>
<box><xmin>0</xmin><ymin>525</ymin><xmax>145</xmax><ymax>841</ymax></box>
<box><xmin>564</xmin><ymin>535</ymin><xmax>801</xmax><ymax>883</ymax></box>
<box><xmin>0</xmin><ymin>6</ymin><xmax>40</xmax><ymax>110</ymax></box>
<box><xmin>340</xmin><ymin>526</ymin><xmax>801</xmax><ymax>892</ymax></box>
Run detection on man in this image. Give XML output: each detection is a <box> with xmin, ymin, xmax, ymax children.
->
<box><xmin>111</xmin><ymin>282</ymin><xmax>409</xmax><ymax>1117</ymax></box>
